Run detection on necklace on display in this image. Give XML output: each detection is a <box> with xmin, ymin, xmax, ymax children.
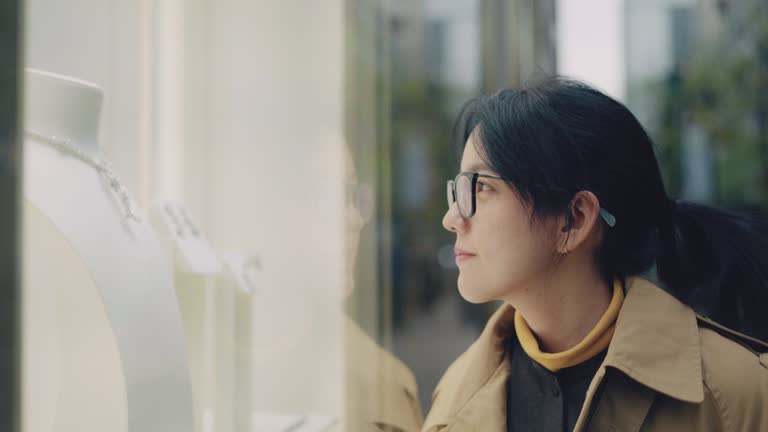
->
<box><xmin>25</xmin><ymin>130</ymin><xmax>142</xmax><ymax>222</ymax></box>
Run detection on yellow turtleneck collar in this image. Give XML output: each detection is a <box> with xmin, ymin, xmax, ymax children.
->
<box><xmin>513</xmin><ymin>278</ymin><xmax>624</xmax><ymax>372</ymax></box>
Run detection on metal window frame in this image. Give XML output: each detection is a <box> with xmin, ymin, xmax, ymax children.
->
<box><xmin>0</xmin><ymin>1</ymin><xmax>22</xmax><ymax>431</ymax></box>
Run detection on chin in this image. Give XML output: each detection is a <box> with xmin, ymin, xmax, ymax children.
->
<box><xmin>457</xmin><ymin>276</ymin><xmax>495</xmax><ymax>304</ymax></box>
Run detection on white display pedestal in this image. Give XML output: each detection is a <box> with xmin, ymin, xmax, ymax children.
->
<box><xmin>22</xmin><ymin>69</ymin><xmax>194</xmax><ymax>432</ymax></box>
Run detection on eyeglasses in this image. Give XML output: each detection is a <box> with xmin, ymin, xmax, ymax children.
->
<box><xmin>446</xmin><ymin>172</ymin><xmax>617</xmax><ymax>226</ymax></box>
<box><xmin>446</xmin><ymin>172</ymin><xmax>503</xmax><ymax>219</ymax></box>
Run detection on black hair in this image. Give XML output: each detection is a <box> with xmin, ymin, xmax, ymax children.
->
<box><xmin>453</xmin><ymin>76</ymin><xmax>768</xmax><ymax>342</ymax></box>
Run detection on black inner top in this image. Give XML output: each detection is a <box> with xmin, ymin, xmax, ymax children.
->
<box><xmin>506</xmin><ymin>337</ymin><xmax>607</xmax><ymax>432</ymax></box>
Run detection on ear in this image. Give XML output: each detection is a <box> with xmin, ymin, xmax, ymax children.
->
<box><xmin>558</xmin><ymin>191</ymin><xmax>602</xmax><ymax>254</ymax></box>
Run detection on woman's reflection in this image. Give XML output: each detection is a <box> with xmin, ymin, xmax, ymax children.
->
<box><xmin>344</xmin><ymin>147</ymin><xmax>424</xmax><ymax>432</ymax></box>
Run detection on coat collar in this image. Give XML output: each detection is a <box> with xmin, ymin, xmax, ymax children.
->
<box><xmin>603</xmin><ymin>276</ymin><xmax>704</xmax><ymax>403</ymax></box>
<box><xmin>423</xmin><ymin>276</ymin><xmax>704</xmax><ymax>431</ymax></box>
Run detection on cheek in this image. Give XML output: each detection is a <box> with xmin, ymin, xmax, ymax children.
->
<box><xmin>483</xmin><ymin>217</ymin><xmax>540</xmax><ymax>271</ymax></box>
<box><xmin>477</xmin><ymin>211</ymin><xmax>553</xmax><ymax>292</ymax></box>
<box><xmin>455</xmin><ymin>194</ymin><xmax>557</xmax><ymax>303</ymax></box>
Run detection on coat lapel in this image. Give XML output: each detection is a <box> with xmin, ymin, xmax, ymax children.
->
<box><xmin>421</xmin><ymin>303</ymin><xmax>514</xmax><ymax>432</ymax></box>
<box><xmin>579</xmin><ymin>368</ymin><xmax>656</xmax><ymax>432</ymax></box>
<box><xmin>574</xmin><ymin>277</ymin><xmax>704</xmax><ymax>431</ymax></box>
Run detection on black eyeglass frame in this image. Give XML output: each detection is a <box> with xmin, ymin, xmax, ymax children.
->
<box><xmin>446</xmin><ymin>172</ymin><xmax>618</xmax><ymax>226</ymax></box>
<box><xmin>446</xmin><ymin>172</ymin><xmax>503</xmax><ymax>219</ymax></box>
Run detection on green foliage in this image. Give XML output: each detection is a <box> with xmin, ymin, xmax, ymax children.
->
<box><xmin>654</xmin><ymin>0</ymin><xmax>768</xmax><ymax>208</ymax></box>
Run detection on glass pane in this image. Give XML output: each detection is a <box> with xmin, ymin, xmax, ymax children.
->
<box><xmin>28</xmin><ymin>0</ymin><xmax>768</xmax><ymax>431</ymax></box>
<box><xmin>355</xmin><ymin>0</ymin><xmax>559</xmax><ymax>415</ymax></box>
<box><xmin>23</xmin><ymin>1</ymin><xmax>347</xmax><ymax>431</ymax></box>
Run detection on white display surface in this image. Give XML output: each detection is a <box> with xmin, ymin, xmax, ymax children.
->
<box><xmin>22</xmin><ymin>69</ymin><xmax>194</xmax><ymax>432</ymax></box>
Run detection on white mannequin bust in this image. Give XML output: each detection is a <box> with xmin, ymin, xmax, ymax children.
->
<box><xmin>22</xmin><ymin>69</ymin><xmax>194</xmax><ymax>432</ymax></box>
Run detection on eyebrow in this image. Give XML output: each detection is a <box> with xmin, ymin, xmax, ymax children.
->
<box><xmin>461</xmin><ymin>162</ymin><xmax>494</xmax><ymax>173</ymax></box>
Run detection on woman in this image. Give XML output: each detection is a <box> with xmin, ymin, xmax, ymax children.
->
<box><xmin>423</xmin><ymin>78</ymin><xmax>768</xmax><ymax>432</ymax></box>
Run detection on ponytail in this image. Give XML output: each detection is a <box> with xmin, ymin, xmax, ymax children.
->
<box><xmin>656</xmin><ymin>200</ymin><xmax>768</xmax><ymax>341</ymax></box>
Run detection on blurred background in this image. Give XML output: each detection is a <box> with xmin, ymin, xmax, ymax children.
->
<box><xmin>357</xmin><ymin>0</ymin><xmax>768</xmax><ymax>411</ymax></box>
<box><xmin>3</xmin><ymin>0</ymin><xmax>767</xmax><ymax>430</ymax></box>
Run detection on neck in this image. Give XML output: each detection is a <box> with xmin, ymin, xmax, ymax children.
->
<box><xmin>507</xmin><ymin>256</ymin><xmax>612</xmax><ymax>353</ymax></box>
<box><xmin>24</xmin><ymin>68</ymin><xmax>103</xmax><ymax>156</ymax></box>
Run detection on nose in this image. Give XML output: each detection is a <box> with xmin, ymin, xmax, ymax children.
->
<box><xmin>442</xmin><ymin>202</ymin><xmax>466</xmax><ymax>233</ymax></box>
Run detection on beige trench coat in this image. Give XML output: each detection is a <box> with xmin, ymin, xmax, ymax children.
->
<box><xmin>422</xmin><ymin>276</ymin><xmax>768</xmax><ymax>432</ymax></box>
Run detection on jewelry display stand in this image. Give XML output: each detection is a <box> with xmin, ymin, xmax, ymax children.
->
<box><xmin>22</xmin><ymin>68</ymin><xmax>194</xmax><ymax>432</ymax></box>
<box><xmin>154</xmin><ymin>201</ymin><xmax>233</xmax><ymax>432</ymax></box>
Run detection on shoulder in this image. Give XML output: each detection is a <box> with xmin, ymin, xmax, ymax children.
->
<box><xmin>429</xmin><ymin>303</ymin><xmax>514</xmax><ymax>414</ymax></box>
<box><xmin>346</xmin><ymin>319</ymin><xmax>419</xmax><ymax>394</ymax></box>
<box><xmin>697</xmin><ymin>318</ymin><xmax>768</xmax><ymax>431</ymax></box>
<box><xmin>430</xmin><ymin>340</ymin><xmax>474</xmax><ymax>408</ymax></box>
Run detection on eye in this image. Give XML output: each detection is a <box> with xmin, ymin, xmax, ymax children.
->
<box><xmin>477</xmin><ymin>181</ymin><xmax>492</xmax><ymax>192</ymax></box>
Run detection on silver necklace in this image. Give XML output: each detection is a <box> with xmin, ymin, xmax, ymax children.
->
<box><xmin>25</xmin><ymin>130</ymin><xmax>141</xmax><ymax>222</ymax></box>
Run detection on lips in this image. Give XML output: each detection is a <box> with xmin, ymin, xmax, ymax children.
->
<box><xmin>454</xmin><ymin>246</ymin><xmax>476</xmax><ymax>264</ymax></box>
